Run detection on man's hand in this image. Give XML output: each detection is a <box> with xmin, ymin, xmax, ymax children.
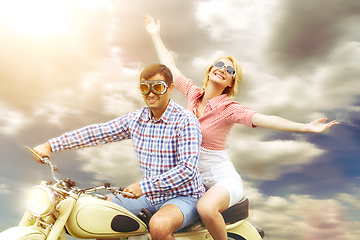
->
<box><xmin>123</xmin><ymin>182</ymin><xmax>143</xmax><ymax>199</ymax></box>
<box><xmin>32</xmin><ymin>142</ymin><xmax>52</xmax><ymax>163</ymax></box>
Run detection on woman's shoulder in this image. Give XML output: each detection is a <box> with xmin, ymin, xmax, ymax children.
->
<box><xmin>219</xmin><ymin>97</ymin><xmax>252</xmax><ymax>114</ymax></box>
<box><xmin>175</xmin><ymin>74</ymin><xmax>203</xmax><ymax>99</ymax></box>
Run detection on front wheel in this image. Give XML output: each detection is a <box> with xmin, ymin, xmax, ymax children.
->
<box><xmin>0</xmin><ymin>227</ymin><xmax>46</xmax><ymax>240</ymax></box>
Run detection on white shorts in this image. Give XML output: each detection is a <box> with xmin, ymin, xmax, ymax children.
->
<box><xmin>199</xmin><ymin>147</ymin><xmax>243</xmax><ymax>208</ymax></box>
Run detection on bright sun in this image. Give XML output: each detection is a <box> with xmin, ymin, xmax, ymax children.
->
<box><xmin>0</xmin><ymin>0</ymin><xmax>71</xmax><ymax>37</ymax></box>
<box><xmin>0</xmin><ymin>0</ymin><xmax>105</xmax><ymax>38</ymax></box>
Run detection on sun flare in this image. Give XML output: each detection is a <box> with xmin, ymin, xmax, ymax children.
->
<box><xmin>0</xmin><ymin>0</ymin><xmax>107</xmax><ymax>38</ymax></box>
<box><xmin>0</xmin><ymin>0</ymin><xmax>71</xmax><ymax>37</ymax></box>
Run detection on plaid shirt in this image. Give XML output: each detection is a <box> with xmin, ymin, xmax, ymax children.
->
<box><xmin>49</xmin><ymin>99</ymin><xmax>205</xmax><ymax>204</ymax></box>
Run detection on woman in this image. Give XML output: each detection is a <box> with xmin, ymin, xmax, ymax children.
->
<box><xmin>144</xmin><ymin>15</ymin><xmax>338</xmax><ymax>240</ymax></box>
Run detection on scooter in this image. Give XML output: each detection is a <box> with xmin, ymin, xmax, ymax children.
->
<box><xmin>0</xmin><ymin>147</ymin><xmax>265</xmax><ymax>240</ymax></box>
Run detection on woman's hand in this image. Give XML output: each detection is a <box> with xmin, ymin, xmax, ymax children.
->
<box><xmin>305</xmin><ymin>118</ymin><xmax>339</xmax><ymax>133</ymax></box>
<box><xmin>145</xmin><ymin>14</ymin><xmax>160</xmax><ymax>37</ymax></box>
<box><xmin>252</xmin><ymin>113</ymin><xmax>338</xmax><ymax>133</ymax></box>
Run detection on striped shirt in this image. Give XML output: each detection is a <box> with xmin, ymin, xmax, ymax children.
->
<box><xmin>49</xmin><ymin>99</ymin><xmax>205</xmax><ymax>204</ymax></box>
<box><xmin>175</xmin><ymin>75</ymin><xmax>256</xmax><ymax>151</ymax></box>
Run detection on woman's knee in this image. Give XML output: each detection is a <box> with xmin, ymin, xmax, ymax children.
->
<box><xmin>197</xmin><ymin>198</ymin><xmax>214</xmax><ymax>218</ymax></box>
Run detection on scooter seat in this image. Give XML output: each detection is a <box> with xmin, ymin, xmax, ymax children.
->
<box><xmin>221</xmin><ymin>197</ymin><xmax>249</xmax><ymax>223</ymax></box>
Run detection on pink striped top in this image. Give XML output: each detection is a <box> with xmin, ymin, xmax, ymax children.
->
<box><xmin>175</xmin><ymin>75</ymin><xmax>256</xmax><ymax>151</ymax></box>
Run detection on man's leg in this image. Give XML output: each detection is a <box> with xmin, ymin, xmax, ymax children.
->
<box><xmin>149</xmin><ymin>196</ymin><xmax>198</xmax><ymax>240</ymax></box>
<box><xmin>148</xmin><ymin>204</ymin><xmax>183</xmax><ymax>240</ymax></box>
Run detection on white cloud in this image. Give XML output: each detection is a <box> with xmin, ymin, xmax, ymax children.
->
<box><xmin>228</xmin><ymin>139</ymin><xmax>324</xmax><ymax>180</ymax></box>
<box><xmin>244</xmin><ymin>181</ymin><xmax>354</xmax><ymax>240</ymax></box>
<box><xmin>0</xmin><ymin>103</ymin><xmax>31</xmax><ymax>135</ymax></box>
<box><xmin>0</xmin><ymin>183</ymin><xmax>10</xmax><ymax>194</ymax></box>
<box><xmin>344</xmin><ymin>222</ymin><xmax>360</xmax><ymax>240</ymax></box>
<box><xmin>310</xmin><ymin>42</ymin><xmax>360</xmax><ymax>110</ymax></box>
<box><xmin>338</xmin><ymin>192</ymin><xmax>360</xmax><ymax>211</ymax></box>
<box><xmin>0</xmin><ymin>1</ymin><xmax>146</xmax><ymax>132</ymax></box>
<box><xmin>75</xmin><ymin>142</ymin><xmax>143</xmax><ymax>187</ymax></box>
<box><xmin>195</xmin><ymin>0</ymin><xmax>280</xmax><ymax>42</ymax></box>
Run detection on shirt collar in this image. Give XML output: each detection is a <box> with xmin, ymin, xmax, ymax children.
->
<box><xmin>208</xmin><ymin>94</ymin><xmax>228</xmax><ymax>107</ymax></box>
<box><xmin>196</xmin><ymin>92</ymin><xmax>228</xmax><ymax>109</ymax></box>
<box><xmin>142</xmin><ymin>99</ymin><xmax>175</xmax><ymax>123</ymax></box>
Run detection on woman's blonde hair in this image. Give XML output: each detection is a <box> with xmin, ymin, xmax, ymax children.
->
<box><xmin>201</xmin><ymin>56</ymin><xmax>243</xmax><ymax>99</ymax></box>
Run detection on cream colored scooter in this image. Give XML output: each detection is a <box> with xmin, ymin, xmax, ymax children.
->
<box><xmin>0</xmin><ymin>147</ymin><xmax>264</xmax><ymax>240</ymax></box>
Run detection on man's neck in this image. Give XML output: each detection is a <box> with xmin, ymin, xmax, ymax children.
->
<box><xmin>151</xmin><ymin>100</ymin><xmax>170</xmax><ymax>121</ymax></box>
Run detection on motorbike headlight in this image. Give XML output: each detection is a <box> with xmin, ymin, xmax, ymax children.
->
<box><xmin>25</xmin><ymin>185</ymin><xmax>55</xmax><ymax>217</ymax></box>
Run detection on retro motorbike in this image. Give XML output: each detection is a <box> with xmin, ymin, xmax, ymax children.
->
<box><xmin>0</xmin><ymin>147</ymin><xmax>265</xmax><ymax>240</ymax></box>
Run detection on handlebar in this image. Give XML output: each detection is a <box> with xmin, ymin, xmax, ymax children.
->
<box><xmin>25</xmin><ymin>146</ymin><xmax>60</xmax><ymax>183</ymax></box>
<box><xmin>82</xmin><ymin>183</ymin><xmax>135</xmax><ymax>198</ymax></box>
<box><xmin>24</xmin><ymin>146</ymin><xmax>135</xmax><ymax>199</ymax></box>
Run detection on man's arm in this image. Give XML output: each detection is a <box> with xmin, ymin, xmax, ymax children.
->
<box><xmin>31</xmin><ymin>115</ymin><xmax>131</xmax><ymax>163</ymax></box>
<box><xmin>251</xmin><ymin>113</ymin><xmax>338</xmax><ymax>133</ymax></box>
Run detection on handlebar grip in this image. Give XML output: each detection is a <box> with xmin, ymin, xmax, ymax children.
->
<box><xmin>122</xmin><ymin>192</ymin><xmax>135</xmax><ymax>198</ymax></box>
<box><xmin>41</xmin><ymin>156</ymin><xmax>50</xmax><ymax>164</ymax></box>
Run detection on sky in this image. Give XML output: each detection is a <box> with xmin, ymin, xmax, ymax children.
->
<box><xmin>0</xmin><ymin>0</ymin><xmax>359</xmax><ymax>239</ymax></box>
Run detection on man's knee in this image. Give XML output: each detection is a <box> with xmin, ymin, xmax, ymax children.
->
<box><xmin>148</xmin><ymin>204</ymin><xmax>183</xmax><ymax>239</ymax></box>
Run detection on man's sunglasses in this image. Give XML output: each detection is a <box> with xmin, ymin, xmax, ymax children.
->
<box><xmin>213</xmin><ymin>60</ymin><xmax>236</xmax><ymax>77</ymax></box>
<box><xmin>140</xmin><ymin>80</ymin><xmax>168</xmax><ymax>95</ymax></box>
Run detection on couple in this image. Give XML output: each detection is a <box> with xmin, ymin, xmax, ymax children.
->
<box><xmin>32</xmin><ymin>15</ymin><xmax>338</xmax><ymax>240</ymax></box>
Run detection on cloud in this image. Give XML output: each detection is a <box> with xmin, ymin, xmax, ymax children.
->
<box><xmin>75</xmin><ymin>142</ymin><xmax>143</xmax><ymax>187</ymax></box>
<box><xmin>265</xmin><ymin>0</ymin><xmax>360</xmax><ymax>75</ymax></box>
<box><xmin>344</xmin><ymin>222</ymin><xmax>360</xmax><ymax>240</ymax></box>
<box><xmin>193</xmin><ymin>0</ymin><xmax>360</xmax><ymax>127</ymax></box>
<box><xmin>310</xmin><ymin>42</ymin><xmax>360</xmax><ymax>111</ymax></box>
<box><xmin>0</xmin><ymin>1</ymin><xmax>113</xmax><ymax>112</ymax></box>
<box><xmin>0</xmin><ymin>103</ymin><xmax>31</xmax><ymax>135</ymax></box>
<box><xmin>338</xmin><ymin>192</ymin><xmax>360</xmax><ymax>211</ymax></box>
<box><xmin>0</xmin><ymin>183</ymin><xmax>10</xmax><ymax>194</ymax></box>
<box><xmin>195</xmin><ymin>0</ymin><xmax>279</xmax><ymax>42</ymax></box>
<box><xmin>244</xmin><ymin>181</ymin><xmax>354</xmax><ymax>240</ymax></box>
<box><xmin>228</xmin><ymin>139</ymin><xmax>324</xmax><ymax>180</ymax></box>
<box><xmin>0</xmin><ymin>1</ymin><xmax>147</xmax><ymax>133</ymax></box>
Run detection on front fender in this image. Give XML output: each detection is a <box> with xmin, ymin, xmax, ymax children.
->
<box><xmin>0</xmin><ymin>226</ymin><xmax>46</xmax><ymax>240</ymax></box>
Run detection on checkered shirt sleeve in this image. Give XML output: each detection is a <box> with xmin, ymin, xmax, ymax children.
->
<box><xmin>49</xmin><ymin>101</ymin><xmax>204</xmax><ymax>204</ymax></box>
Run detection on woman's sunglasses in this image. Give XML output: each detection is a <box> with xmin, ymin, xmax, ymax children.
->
<box><xmin>213</xmin><ymin>60</ymin><xmax>236</xmax><ymax>77</ymax></box>
<box><xmin>140</xmin><ymin>80</ymin><xmax>168</xmax><ymax>95</ymax></box>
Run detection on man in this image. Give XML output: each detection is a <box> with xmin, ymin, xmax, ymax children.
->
<box><xmin>32</xmin><ymin>63</ymin><xmax>205</xmax><ymax>240</ymax></box>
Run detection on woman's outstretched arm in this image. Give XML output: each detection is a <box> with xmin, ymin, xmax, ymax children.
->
<box><xmin>145</xmin><ymin>14</ymin><xmax>182</xmax><ymax>80</ymax></box>
<box><xmin>252</xmin><ymin>113</ymin><xmax>338</xmax><ymax>133</ymax></box>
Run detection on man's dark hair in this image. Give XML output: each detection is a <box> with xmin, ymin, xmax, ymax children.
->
<box><xmin>140</xmin><ymin>63</ymin><xmax>173</xmax><ymax>86</ymax></box>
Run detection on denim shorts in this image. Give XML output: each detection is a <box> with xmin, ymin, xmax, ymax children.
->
<box><xmin>111</xmin><ymin>194</ymin><xmax>199</xmax><ymax>230</ymax></box>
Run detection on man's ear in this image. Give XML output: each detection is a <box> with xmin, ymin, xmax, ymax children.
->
<box><xmin>167</xmin><ymin>83</ymin><xmax>174</xmax><ymax>94</ymax></box>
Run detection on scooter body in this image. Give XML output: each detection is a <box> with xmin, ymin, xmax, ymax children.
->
<box><xmin>66</xmin><ymin>195</ymin><xmax>147</xmax><ymax>238</ymax></box>
<box><xmin>0</xmin><ymin>148</ymin><xmax>264</xmax><ymax>240</ymax></box>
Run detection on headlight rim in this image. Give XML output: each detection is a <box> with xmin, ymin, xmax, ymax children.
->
<box><xmin>25</xmin><ymin>185</ymin><xmax>56</xmax><ymax>217</ymax></box>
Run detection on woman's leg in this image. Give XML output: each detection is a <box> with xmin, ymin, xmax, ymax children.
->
<box><xmin>197</xmin><ymin>185</ymin><xmax>230</xmax><ymax>240</ymax></box>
